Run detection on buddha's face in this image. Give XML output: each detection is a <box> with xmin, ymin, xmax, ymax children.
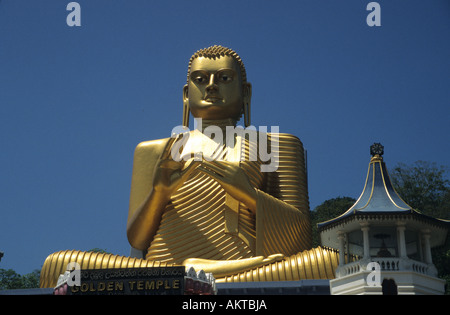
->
<box><xmin>185</xmin><ymin>56</ymin><xmax>250</xmax><ymax>121</ymax></box>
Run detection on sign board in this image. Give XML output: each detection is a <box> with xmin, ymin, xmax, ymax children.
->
<box><xmin>67</xmin><ymin>266</ymin><xmax>186</xmax><ymax>295</ymax></box>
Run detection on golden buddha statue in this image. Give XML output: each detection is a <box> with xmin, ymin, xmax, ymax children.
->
<box><xmin>39</xmin><ymin>45</ymin><xmax>338</xmax><ymax>288</ymax></box>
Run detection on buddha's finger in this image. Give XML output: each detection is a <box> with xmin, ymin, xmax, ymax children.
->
<box><xmin>180</xmin><ymin>159</ymin><xmax>200</xmax><ymax>176</ymax></box>
<box><xmin>197</xmin><ymin>165</ymin><xmax>224</xmax><ymax>179</ymax></box>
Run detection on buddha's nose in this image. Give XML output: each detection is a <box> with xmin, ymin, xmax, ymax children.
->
<box><xmin>206</xmin><ymin>75</ymin><xmax>218</xmax><ymax>92</ymax></box>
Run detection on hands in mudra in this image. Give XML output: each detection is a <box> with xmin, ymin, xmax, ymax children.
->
<box><xmin>152</xmin><ymin>136</ymin><xmax>257</xmax><ymax>213</ymax></box>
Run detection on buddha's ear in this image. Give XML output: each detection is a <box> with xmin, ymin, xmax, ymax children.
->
<box><xmin>243</xmin><ymin>82</ymin><xmax>252</xmax><ymax>100</ymax></box>
<box><xmin>243</xmin><ymin>82</ymin><xmax>252</xmax><ymax>127</ymax></box>
<box><xmin>182</xmin><ymin>84</ymin><xmax>189</xmax><ymax>127</ymax></box>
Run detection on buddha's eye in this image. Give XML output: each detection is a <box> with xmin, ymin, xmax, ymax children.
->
<box><xmin>194</xmin><ymin>76</ymin><xmax>207</xmax><ymax>84</ymax></box>
<box><xmin>191</xmin><ymin>72</ymin><xmax>208</xmax><ymax>84</ymax></box>
<box><xmin>219</xmin><ymin>73</ymin><xmax>233</xmax><ymax>83</ymax></box>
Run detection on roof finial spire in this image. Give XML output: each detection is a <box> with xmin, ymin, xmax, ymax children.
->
<box><xmin>370</xmin><ymin>143</ymin><xmax>384</xmax><ymax>161</ymax></box>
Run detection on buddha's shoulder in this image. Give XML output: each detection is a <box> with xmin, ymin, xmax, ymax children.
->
<box><xmin>267</xmin><ymin>132</ymin><xmax>304</xmax><ymax>147</ymax></box>
<box><xmin>135</xmin><ymin>137</ymin><xmax>170</xmax><ymax>149</ymax></box>
<box><xmin>133</xmin><ymin>137</ymin><xmax>172</xmax><ymax>157</ymax></box>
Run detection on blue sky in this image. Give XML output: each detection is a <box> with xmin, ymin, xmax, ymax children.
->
<box><xmin>0</xmin><ymin>0</ymin><xmax>449</xmax><ymax>275</ymax></box>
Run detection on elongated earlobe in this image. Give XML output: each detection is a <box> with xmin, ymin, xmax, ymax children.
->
<box><xmin>244</xmin><ymin>102</ymin><xmax>250</xmax><ymax>127</ymax></box>
<box><xmin>183</xmin><ymin>103</ymin><xmax>190</xmax><ymax>128</ymax></box>
<box><xmin>182</xmin><ymin>85</ymin><xmax>190</xmax><ymax>127</ymax></box>
<box><xmin>243</xmin><ymin>83</ymin><xmax>252</xmax><ymax>127</ymax></box>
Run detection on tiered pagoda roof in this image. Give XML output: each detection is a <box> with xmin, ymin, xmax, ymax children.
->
<box><xmin>318</xmin><ymin>143</ymin><xmax>449</xmax><ymax>246</ymax></box>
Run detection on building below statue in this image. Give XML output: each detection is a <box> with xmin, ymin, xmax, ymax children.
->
<box><xmin>51</xmin><ymin>266</ymin><xmax>216</xmax><ymax>295</ymax></box>
<box><xmin>216</xmin><ymin>279</ymin><xmax>331</xmax><ymax>295</ymax></box>
<box><xmin>48</xmin><ymin>267</ymin><xmax>330</xmax><ymax>295</ymax></box>
<box><xmin>0</xmin><ymin>279</ymin><xmax>331</xmax><ymax>295</ymax></box>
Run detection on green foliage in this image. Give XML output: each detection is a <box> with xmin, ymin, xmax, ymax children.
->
<box><xmin>390</xmin><ymin>160</ymin><xmax>450</xmax><ymax>218</ymax></box>
<box><xmin>0</xmin><ymin>248</ymin><xmax>109</xmax><ymax>290</ymax></box>
<box><xmin>432</xmin><ymin>241</ymin><xmax>450</xmax><ymax>295</ymax></box>
<box><xmin>310</xmin><ymin>196</ymin><xmax>356</xmax><ymax>247</ymax></box>
<box><xmin>0</xmin><ymin>269</ymin><xmax>40</xmax><ymax>290</ymax></box>
<box><xmin>391</xmin><ymin>161</ymin><xmax>450</xmax><ymax>294</ymax></box>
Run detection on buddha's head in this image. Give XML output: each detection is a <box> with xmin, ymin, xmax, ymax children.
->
<box><xmin>183</xmin><ymin>45</ymin><xmax>252</xmax><ymax>127</ymax></box>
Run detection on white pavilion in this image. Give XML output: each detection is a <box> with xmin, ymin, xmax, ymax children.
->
<box><xmin>318</xmin><ymin>143</ymin><xmax>449</xmax><ymax>295</ymax></box>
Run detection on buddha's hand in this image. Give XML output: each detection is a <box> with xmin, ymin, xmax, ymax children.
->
<box><xmin>152</xmin><ymin>136</ymin><xmax>199</xmax><ymax>197</ymax></box>
<box><xmin>196</xmin><ymin>160</ymin><xmax>257</xmax><ymax>213</ymax></box>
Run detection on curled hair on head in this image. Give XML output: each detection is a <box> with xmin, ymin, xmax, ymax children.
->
<box><xmin>186</xmin><ymin>45</ymin><xmax>247</xmax><ymax>84</ymax></box>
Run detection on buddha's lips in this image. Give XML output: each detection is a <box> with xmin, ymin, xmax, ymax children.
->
<box><xmin>204</xmin><ymin>94</ymin><xmax>222</xmax><ymax>102</ymax></box>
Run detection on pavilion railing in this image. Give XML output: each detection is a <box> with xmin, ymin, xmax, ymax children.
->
<box><xmin>338</xmin><ymin>257</ymin><xmax>435</xmax><ymax>277</ymax></box>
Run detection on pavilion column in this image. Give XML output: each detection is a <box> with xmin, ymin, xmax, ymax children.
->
<box><xmin>422</xmin><ymin>231</ymin><xmax>433</xmax><ymax>264</ymax></box>
<box><xmin>337</xmin><ymin>232</ymin><xmax>345</xmax><ymax>266</ymax></box>
<box><xmin>397</xmin><ymin>222</ymin><xmax>407</xmax><ymax>258</ymax></box>
<box><xmin>361</xmin><ymin>222</ymin><xmax>370</xmax><ymax>260</ymax></box>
